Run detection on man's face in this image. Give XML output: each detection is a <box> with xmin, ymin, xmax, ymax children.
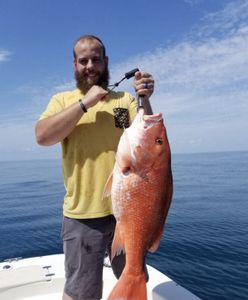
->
<box><xmin>74</xmin><ymin>39</ymin><xmax>109</xmax><ymax>92</ymax></box>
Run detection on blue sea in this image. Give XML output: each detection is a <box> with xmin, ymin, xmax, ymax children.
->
<box><xmin>0</xmin><ymin>151</ymin><xmax>247</xmax><ymax>300</ymax></box>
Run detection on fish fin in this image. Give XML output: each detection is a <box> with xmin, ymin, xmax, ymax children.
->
<box><xmin>107</xmin><ymin>272</ymin><xmax>147</xmax><ymax>300</ymax></box>
<box><xmin>102</xmin><ymin>173</ymin><xmax>113</xmax><ymax>199</ymax></box>
<box><xmin>111</xmin><ymin>223</ymin><xmax>125</xmax><ymax>260</ymax></box>
<box><xmin>148</xmin><ymin>227</ymin><xmax>164</xmax><ymax>253</ymax></box>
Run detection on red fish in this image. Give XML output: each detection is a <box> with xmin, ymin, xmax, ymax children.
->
<box><xmin>104</xmin><ymin>109</ymin><xmax>173</xmax><ymax>300</ymax></box>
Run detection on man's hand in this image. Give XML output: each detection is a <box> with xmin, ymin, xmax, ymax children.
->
<box><xmin>133</xmin><ymin>71</ymin><xmax>154</xmax><ymax>100</ymax></box>
<box><xmin>83</xmin><ymin>85</ymin><xmax>109</xmax><ymax>109</ymax></box>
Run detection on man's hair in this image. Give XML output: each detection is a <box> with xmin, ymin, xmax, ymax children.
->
<box><xmin>73</xmin><ymin>35</ymin><xmax>106</xmax><ymax>59</ymax></box>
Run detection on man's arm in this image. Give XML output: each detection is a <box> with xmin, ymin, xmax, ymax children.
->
<box><xmin>35</xmin><ymin>102</ymin><xmax>85</xmax><ymax>146</ymax></box>
<box><xmin>35</xmin><ymin>85</ymin><xmax>108</xmax><ymax>146</ymax></box>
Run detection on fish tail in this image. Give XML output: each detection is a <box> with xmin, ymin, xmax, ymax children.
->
<box><xmin>107</xmin><ymin>271</ymin><xmax>147</xmax><ymax>300</ymax></box>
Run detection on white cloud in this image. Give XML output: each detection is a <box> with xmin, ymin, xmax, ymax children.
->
<box><xmin>195</xmin><ymin>0</ymin><xmax>248</xmax><ymax>39</ymax></box>
<box><xmin>184</xmin><ymin>0</ymin><xmax>203</xmax><ymax>6</ymax></box>
<box><xmin>0</xmin><ymin>50</ymin><xmax>11</xmax><ymax>62</ymax></box>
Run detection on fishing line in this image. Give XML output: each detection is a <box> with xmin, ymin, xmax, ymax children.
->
<box><xmin>107</xmin><ymin>68</ymin><xmax>139</xmax><ymax>92</ymax></box>
<box><xmin>107</xmin><ymin>67</ymin><xmax>144</xmax><ymax>109</ymax></box>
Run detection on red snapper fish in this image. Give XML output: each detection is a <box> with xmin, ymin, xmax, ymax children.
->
<box><xmin>104</xmin><ymin>109</ymin><xmax>173</xmax><ymax>300</ymax></box>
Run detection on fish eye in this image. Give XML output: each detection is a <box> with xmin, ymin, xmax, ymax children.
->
<box><xmin>155</xmin><ymin>138</ymin><xmax>163</xmax><ymax>145</ymax></box>
<box><xmin>122</xmin><ymin>166</ymin><xmax>131</xmax><ymax>176</ymax></box>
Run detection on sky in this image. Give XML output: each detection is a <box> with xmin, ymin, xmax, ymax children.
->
<box><xmin>0</xmin><ymin>0</ymin><xmax>248</xmax><ymax>160</ymax></box>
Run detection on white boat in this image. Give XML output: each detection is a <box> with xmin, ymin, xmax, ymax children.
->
<box><xmin>0</xmin><ymin>254</ymin><xmax>200</xmax><ymax>300</ymax></box>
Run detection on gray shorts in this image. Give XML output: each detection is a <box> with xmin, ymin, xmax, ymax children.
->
<box><xmin>61</xmin><ymin>215</ymin><xmax>125</xmax><ymax>300</ymax></box>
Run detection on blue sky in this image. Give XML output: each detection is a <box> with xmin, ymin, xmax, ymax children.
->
<box><xmin>0</xmin><ymin>0</ymin><xmax>247</xmax><ymax>160</ymax></box>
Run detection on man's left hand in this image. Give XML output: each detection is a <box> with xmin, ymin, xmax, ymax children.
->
<box><xmin>134</xmin><ymin>71</ymin><xmax>154</xmax><ymax>100</ymax></box>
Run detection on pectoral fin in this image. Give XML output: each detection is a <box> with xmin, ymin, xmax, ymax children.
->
<box><xmin>102</xmin><ymin>173</ymin><xmax>113</xmax><ymax>199</ymax></box>
<box><xmin>111</xmin><ymin>222</ymin><xmax>125</xmax><ymax>260</ymax></box>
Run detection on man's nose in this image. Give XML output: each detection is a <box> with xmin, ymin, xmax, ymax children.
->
<box><xmin>86</xmin><ymin>59</ymin><xmax>94</xmax><ymax>69</ymax></box>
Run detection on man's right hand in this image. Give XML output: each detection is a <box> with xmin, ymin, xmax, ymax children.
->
<box><xmin>82</xmin><ymin>85</ymin><xmax>108</xmax><ymax>110</ymax></box>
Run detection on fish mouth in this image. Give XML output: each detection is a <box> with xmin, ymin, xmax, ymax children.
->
<box><xmin>135</xmin><ymin>110</ymin><xmax>163</xmax><ymax>129</ymax></box>
<box><xmin>143</xmin><ymin>113</ymin><xmax>163</xmax><ymax>124</ymax></box>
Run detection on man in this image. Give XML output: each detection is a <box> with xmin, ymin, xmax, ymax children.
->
<box><xmin>35</xmin><ymin>35</ymin><xmax>154</xmax><ymax>300</ymax></box>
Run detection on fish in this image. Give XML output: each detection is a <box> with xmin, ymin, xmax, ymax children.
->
<box><xmin>103</xmin><ymin>109</ymin><xmax>173</xmax><ymax>300</ymax></box>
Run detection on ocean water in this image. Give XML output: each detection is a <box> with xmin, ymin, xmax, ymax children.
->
<box><xmin>0</xmin><ymin>151</ymin><xmax>247</xmax><ymax>300</ymax></box>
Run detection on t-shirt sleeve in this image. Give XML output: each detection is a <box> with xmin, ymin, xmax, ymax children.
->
<box><xmin>39</xmin><ymin>94</ymin><xmax>65</xmax><ymax>120</ymax></box>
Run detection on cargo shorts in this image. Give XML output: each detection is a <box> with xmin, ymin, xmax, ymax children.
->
<box><xmin>61</xmin><ymin>215</ymin><xmax>125</xmax><ymax>300</ymax></box>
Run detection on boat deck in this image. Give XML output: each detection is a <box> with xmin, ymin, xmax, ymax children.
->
<box><xmin>0</xmin><ymin>254</ymin><xmax>200</xmax><ymax>299</ymax></box>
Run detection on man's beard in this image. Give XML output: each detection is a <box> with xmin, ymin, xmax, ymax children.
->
<box><xmin>75</xmin><ymin>67</ymin><xmax>109</xmax><ymax>93</ymax></box>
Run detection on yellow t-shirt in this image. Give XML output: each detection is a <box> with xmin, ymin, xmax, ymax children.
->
<box><xmin>39</xmin><ymin>88</ymin><xmax>137</xmax><ymax>218</ymax></box>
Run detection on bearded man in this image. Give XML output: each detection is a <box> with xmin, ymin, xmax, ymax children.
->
<box><xmin>35</xmin><ymin>35</ymin><xmax>154</xmax><ymax>300</ymax></box>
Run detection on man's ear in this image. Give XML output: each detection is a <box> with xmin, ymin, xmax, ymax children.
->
<box><xmin>73</xmin><ymin>58</ymin><xmax>77</xmax><ymax>70</ymax></box>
